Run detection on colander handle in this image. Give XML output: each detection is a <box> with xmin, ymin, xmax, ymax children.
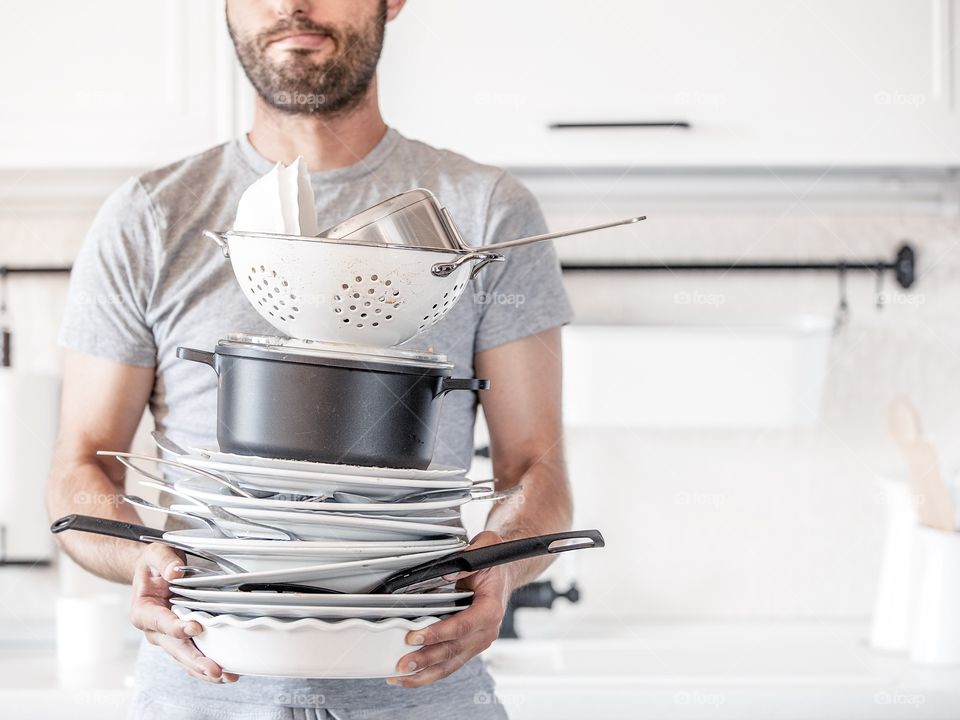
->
<box><xmin>436</xmin><ymin>377</ymin><xmax>491</xmax><ymax>397</ymax></box>
<box><xmin>431</xmin><ymin>251</ymin><xmax>504</xmax><ymax>279</ymax></box>
<box><xmin>203</xmin><ymin>230</ymin><xmax>230</xmax><ymax>258</ymax></box>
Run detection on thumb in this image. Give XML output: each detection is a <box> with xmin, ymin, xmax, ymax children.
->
<box><xmin>144</xmin><ymin>543</ymin><xmax>187</xmax><ymax>581</ymax></box>
<box><xmin>442</xmin><ymin>530</ymin><xmax>503</xmax><ymax>581</ymax></box>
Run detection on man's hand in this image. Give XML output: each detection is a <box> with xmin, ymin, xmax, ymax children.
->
<box><xmin>130</xmin><ymin>543</ymin><xmax>239</xmax><ymax>684</ymax></box>
<box><xmin>388</xmin><ymin>531</ymin><xmax>513</xmax><ymax>688</ymax></box>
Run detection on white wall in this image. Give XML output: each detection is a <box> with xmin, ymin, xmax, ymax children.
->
<box><xmin>529</xmin><ymin>180</ymin><xmax>959</xmax><ymax>621</ymax></box>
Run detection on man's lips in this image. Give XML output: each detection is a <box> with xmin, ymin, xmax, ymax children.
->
<box><xmin>268</xmin><ymin>32</ymin><xmax>332</xmax><ymax>50</ymax></box>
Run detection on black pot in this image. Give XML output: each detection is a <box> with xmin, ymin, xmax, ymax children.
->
<box><xmin>177</xmin><ymin>338</ymin><xmax>489</xmax><ymax>469</ymax></box>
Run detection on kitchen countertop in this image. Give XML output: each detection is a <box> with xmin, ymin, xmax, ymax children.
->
<box><xmin>2</xmin><ymin>619</ymin><xmax>959</xmax><ymax>720</ymax></box>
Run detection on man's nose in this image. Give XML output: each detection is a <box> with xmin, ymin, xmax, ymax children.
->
<box><xmin>272</xmin><ymin>0</ymin><xmax>313</xmax><ymax>19</ymax></box>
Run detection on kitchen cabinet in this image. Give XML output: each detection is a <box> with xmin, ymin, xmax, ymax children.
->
<box><xmin>379</xmin><ymin>0</ymin><xmax>960</xmax><ymax>167</ymax></box>
<box><xmin>0</xmin><ymin>0</ymin><xmax>238</xmax><ymax>168</ymax></box>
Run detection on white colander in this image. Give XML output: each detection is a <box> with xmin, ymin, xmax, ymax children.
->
<box><xmin>205</xmin><ymin>231</ymin><xmax>502</xmax><ymax>347</ymax></box>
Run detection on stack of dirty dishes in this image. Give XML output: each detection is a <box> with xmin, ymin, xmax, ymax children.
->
<box><xmin>94</xmin><ymin>431</ymin><xmax>496</xmax><ymax>679</ymax></box>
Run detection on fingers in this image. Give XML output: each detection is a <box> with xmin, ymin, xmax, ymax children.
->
<box><xmin>392</xmin><ymin>589</ymin><xmax>503</xmax><ymax>688</ymax></box>
<box><xmin>142</xmin><ymin>542</ymin><xmax>186</xmax><ymax>581</ymax></box>
<box><xmin>467</xmin><ymin>530</ymin><xmax>504</xmax><ymax>549</ymax></box>
<box><xmin>442</xmin><ymin>530</ymin><xmax>504</xmax><ymax>582</ymax></box>
<box><xmin>146</xmin><ymin>632</ymin><xmax>237</xmax><ymax>684</ymax></box>
<box><xmin>129</xmin><ymin>543</ymin><xmax>237</xmax><ymax>683</ymax></box>
<box><xmin>389</xmin><ymin>641</ymin><xmax>475</xmax><ymax>688</ymax></box>
<box><xmin>131</xmin><ymin>545</ymin><xmax>203</xmax><ymax>642</ymax></box>
<box><xmin>408</xmin><ymin>579</ymin><xmax>504</xmax><ymax>646</ymax></box>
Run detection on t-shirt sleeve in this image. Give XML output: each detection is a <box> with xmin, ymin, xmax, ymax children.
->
<box><xmin>473</xmin><ymin>172</ymin><xmax>574</xmax><ymax>353</ymax></box>
<box><xmin>58</xmin><ymin>177</ymin><xmax>158</xmax><ymax>367</ymax></box>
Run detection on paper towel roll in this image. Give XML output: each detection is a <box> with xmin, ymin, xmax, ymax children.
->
<box><xmin>0</xmin><ymin>369</ymin><xmax>60</xmax><ymax>562</ymax></box>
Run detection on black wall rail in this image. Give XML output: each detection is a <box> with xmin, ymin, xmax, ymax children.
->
<box><xmin>0</xmin><ymin>265</ymin><xmax>72</xmax><ymax>277</ymax></box>
<box><xmin>561</xmin><ymin>242</ymin><xmax>916</xmax><ymax>290</ymax></box>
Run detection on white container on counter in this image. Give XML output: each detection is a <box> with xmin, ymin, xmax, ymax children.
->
<box><xmin>563</xmin><ymin>316</ymin><xmax>832</xmax><ymax>429</ymax></box>
<box><xmin>869</xmin><ymin>475</ymin><xmax>921</xmax><ymax>652</ymax></box>
<box><xmin>56</xmin><ymin>594</ymin><xmax>127</xmax><ymax>667</ymax></box>
<box><xmin>909</xmin><ymin>526</ymin><xmax>960</xmax><ymax>665</ymax></box>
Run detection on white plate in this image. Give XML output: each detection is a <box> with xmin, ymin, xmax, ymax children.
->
<box><xmin>171</xmin><ymin>587</ymin><xmax>472</xmax><ymax>607</ymax></box>
<box><xmin>227</xmin><ymin>473</ymin><xmax>469</xmax><ymax>500</ymax></box>
<box><xmin>189</xmin><ymin>447</ymin><xmax>465</xmax><ymax>480</ymax></box>
<box><xmin>172</xmin><ymin>607</ymin><xmax>437</xmax><ymax>678</ymax></box>
<box><xmin>170</xmin><ymin>599</ymin><xmax>465</xmax><ymax>620</ymax></box>
<box><xmin>172</xmin><ymin>477</ymin><xmax>474</xmax><ymax>514</ymax></box>
<box><xmin>164</xmin><ymin>528</ymin><xmax>466</xmax><ymax>557</ymax></box>
<box><xmin>201</xmin><ymin>464</ymin><xmax>474</xmax><ymax>500</ymax></box>
<box><xmin>171</xmin><ymin>547</ymin><xmax>456</xmax><ymax>591</ymax></box>
<box><xmin>170</xmin><ymin>504</ymin><xmax>466</xmax><ymax>543</ymax></box>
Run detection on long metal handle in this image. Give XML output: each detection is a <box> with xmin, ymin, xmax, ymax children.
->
<box><xmin>431</xmin><ymin>251</ymin><xmax>504</xmax><ymax>278</ymax></box>
<box><xmin>139</xmin><ymin>536</ymin><xmax>246</xmax><ymax>574</ymax></box>
<box><xmin>203</xmin><ymin>230</ymin><xmax>230</xmax><ymax>258</ymax></box>
<box><xmin>122</xmin><ymin>495</ymin><xmax>224</xmax><ymax>536</ymax></box>
<box><xmin>480</xmin><ymin>216</ymin><xmax>645</xmax><ymax>253</ymax></box>
<box><xmin>98</xmin><ymin>450</ymin><xmax>256</xmax><ymax>499</ymax></box>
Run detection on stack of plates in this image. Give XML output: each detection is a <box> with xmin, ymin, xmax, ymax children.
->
<box><xmin>132</xmin><ymin>444</ymin><xmax>484</xmax><ymax>678</ymax></box>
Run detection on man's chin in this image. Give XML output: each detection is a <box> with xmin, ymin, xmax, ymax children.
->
<box><xmin>266</xmin><ymin>43</ymin><xmax>335</xmax><ymax>65</ymax></box>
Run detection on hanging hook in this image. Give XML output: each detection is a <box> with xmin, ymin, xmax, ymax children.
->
<box><xmin>875</xmin><ymin>262</ymin><xmax>885</xmax><ymax>310</ymax></box>
<box><xmin>0</xmin><ymin>268</ymin><xmax>7</xmax><ymax>319</ymax></box>
<box><xmin>834</xmin><ymin>263</ymin><xmax>849</xmax><ymax>332</ymax></box>
<box><xmin>0</xmin><ymin>270</ymin><xmax>9</xmax><ymax>368</ymax></box>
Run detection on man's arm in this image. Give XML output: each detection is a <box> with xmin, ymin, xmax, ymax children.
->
<box><xmin>47</xmin><ymin>351</ymin><xmax>155</xmax><ymax>582</ymax></box>
<box><xmin>392</xmin><ymin>327</ymin><xmax>572</xmax><ymax>687</ymax></box>
<box><xmin>479</xmin><ymin>325</ymin><xmax>573</xmax><ymax>583</ymax></box>
<box><xmin>47</xmin><ymin>350</ymin><xmax>236</xmax><ymax>684</ymax></box>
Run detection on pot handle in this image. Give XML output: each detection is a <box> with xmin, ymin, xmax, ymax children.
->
<box><xmin>436</xmin><ymin>377</ymin><xmax>491</xmax><ymax>397</ymax></box>
<box><xmin>203</xmin><ymin>230</ymin><xmax>230</xmax><ymax>259</ymax></box>
<box><xmin>430</xmin><ymin>251</ymin><xmax>504</xmax><ymax>279</ymax></box>
<box><xmin>176</xmin><ymin>347</ymin><xmax>218</xmax><ymax>374</ymax></box>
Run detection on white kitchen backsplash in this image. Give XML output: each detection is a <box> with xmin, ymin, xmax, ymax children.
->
<box><xmin>2</xmin><ymin>167</ymin><xmax>958</xmax><ymax>623</ymax></box>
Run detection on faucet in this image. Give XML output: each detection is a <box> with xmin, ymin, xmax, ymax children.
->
<box><xmin>498</xmin><ymin>580</ymin><xmax>580</xmax><ymax>639</ymax></box>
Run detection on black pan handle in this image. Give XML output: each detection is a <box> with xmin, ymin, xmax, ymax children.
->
<box><xmin>50</xmin><ymin>514</ymin><xmax>164</xmax><ymax>543</ymax></box>
<box><xmin>176</xmin><ymin>347</ymin><xmax>218</xmax><ymax>373</ymax></box>
<box><xmin>436</xmin><ymin>377</ymin><xmax>491</xmax><ymax>398</ymax></box>
<box><xmin>375</xmin><ymin>529</ymin><xmax>604</xmax><ymax>594</ymax></box>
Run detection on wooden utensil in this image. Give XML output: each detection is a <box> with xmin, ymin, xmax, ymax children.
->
<box><xmin>889</xmin><ymin>399</ymin><xmax>957</xmax><ymax>531</ymax></box>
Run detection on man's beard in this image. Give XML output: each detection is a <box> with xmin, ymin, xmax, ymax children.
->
<box><xmin>228</xmin><ymin>4</ymin><xmax>387</xmax><ymax>117</ymax></box>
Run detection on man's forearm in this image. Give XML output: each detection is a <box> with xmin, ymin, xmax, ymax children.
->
<box><xmin>484</xmin><ymin>452</ymin><xmax>573</xmax><ymax>591</ymax></box>
<box><xmin>47</xmin><ymin>457</ymin><xmax>143</xmax><ymax>584</ymax></box>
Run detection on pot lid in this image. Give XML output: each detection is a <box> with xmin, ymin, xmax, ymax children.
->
<box><xmin>222</xmin><ymin>333</ymin><xmax>453</xmax><ymax>372</ymax></box>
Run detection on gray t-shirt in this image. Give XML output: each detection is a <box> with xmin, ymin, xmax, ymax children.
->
<box><xmin>59</xmin><ymin>129</ymin><xmax>572</xmax><ymax>710</ymax></box>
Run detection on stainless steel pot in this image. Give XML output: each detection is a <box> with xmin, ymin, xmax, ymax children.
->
<box><xmin>321</xmin><ymin>188</ymin><xmax>645</xmax><ymax>252</ymax></box>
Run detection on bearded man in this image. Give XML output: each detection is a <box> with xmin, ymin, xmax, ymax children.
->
<box><xmin>48</xmin><ymin>2</ymin><xmax>574</xmax><ymax>718</ymax></box>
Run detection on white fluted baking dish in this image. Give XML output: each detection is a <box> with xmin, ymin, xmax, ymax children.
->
<box><xmin>173</xmin><ymin>606</ymin><xmax>438</xmax><ymax>678</ymax></box>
